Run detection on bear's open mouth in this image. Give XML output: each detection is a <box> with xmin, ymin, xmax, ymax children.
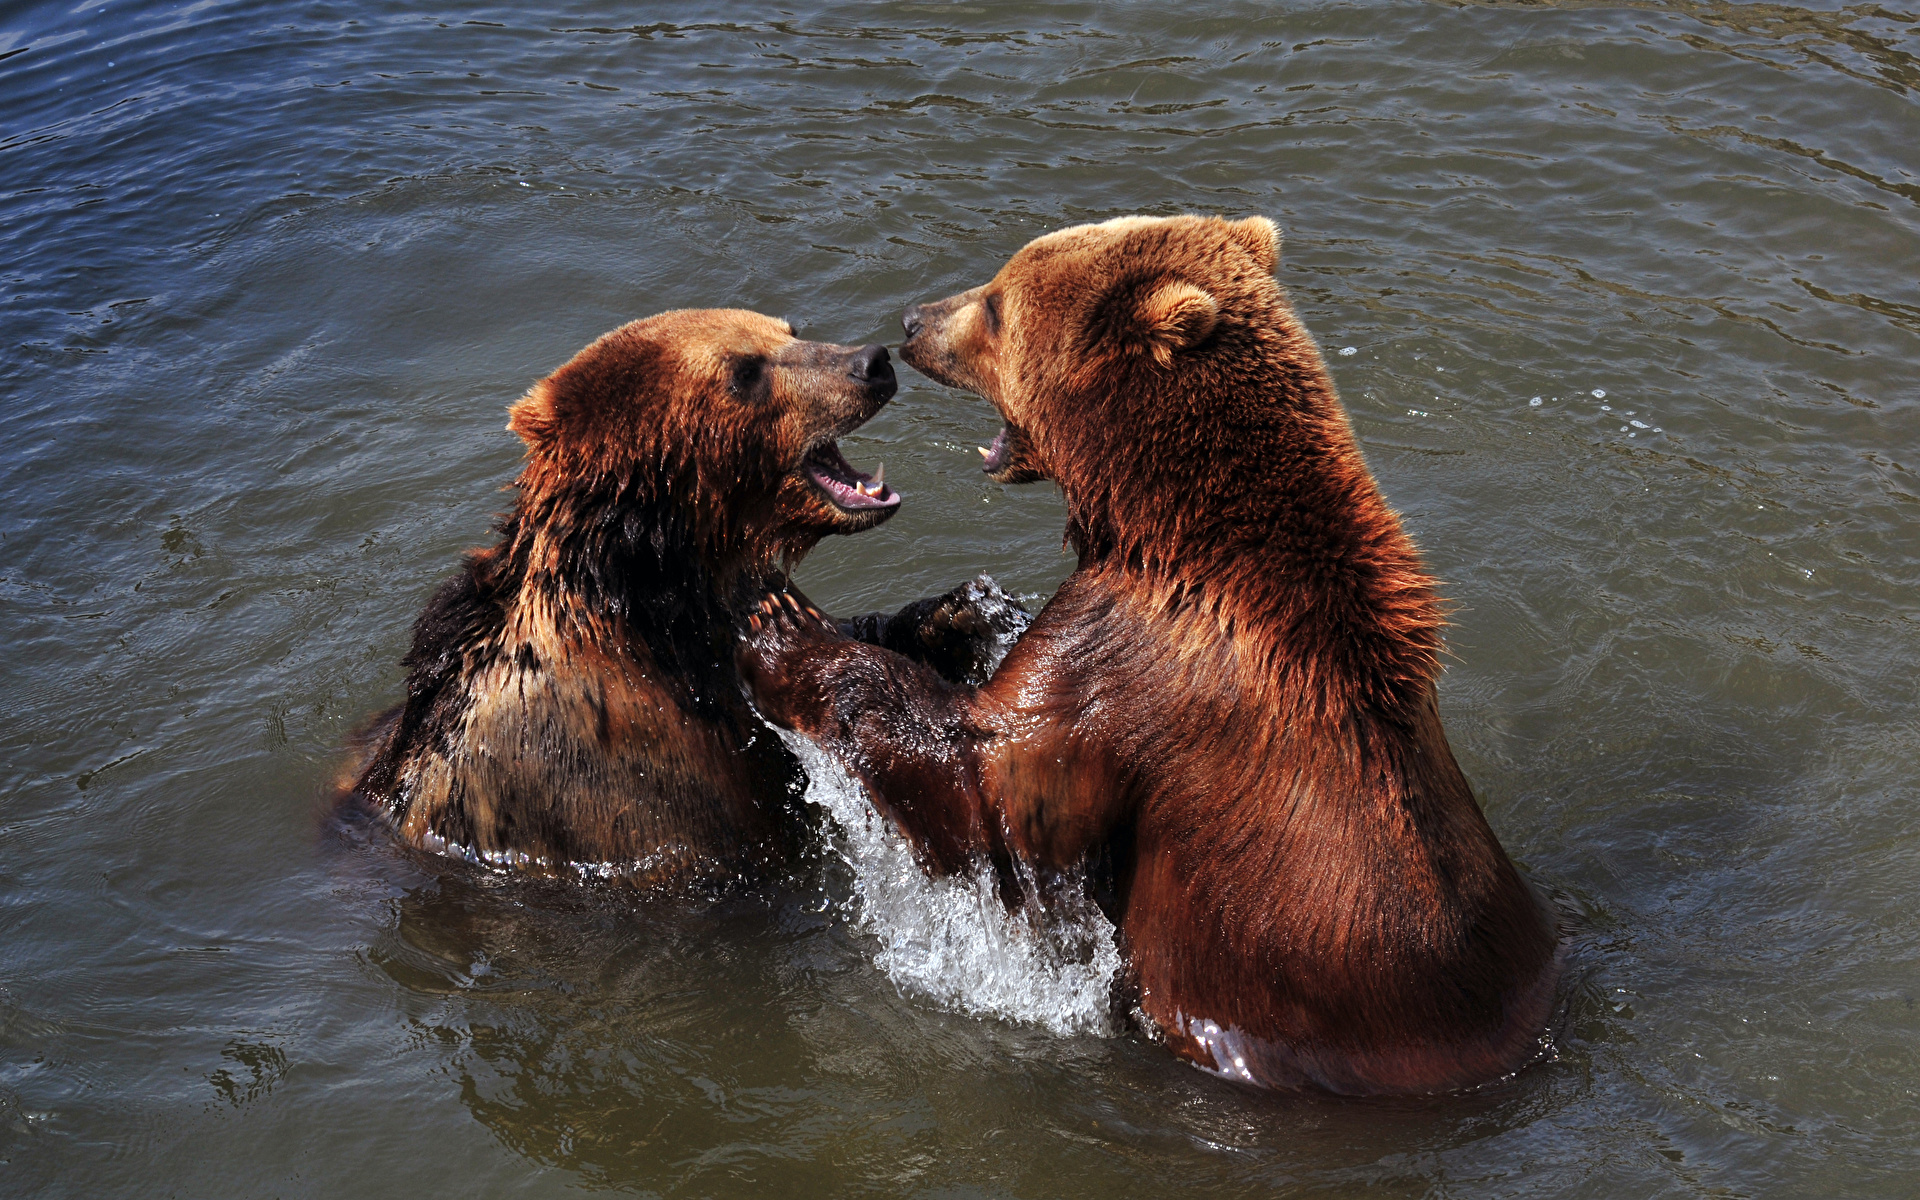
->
<box><xmin>803</xmin><ymin>441</ymin><xmax>899</xmax><ymax>512</ymax></box>
<box><xmin>977</xmin><ymin>425</ymin><xmax>1013</xmax><ymax>474</ymax></box>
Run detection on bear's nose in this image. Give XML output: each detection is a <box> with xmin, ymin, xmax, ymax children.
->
<box><xmin>901</xmin><ymin>305</ymin><xmax>924</xmax><ymax>339</ymax></box>
<box><xmin>850</xmin><ymin>343</ymin><xmax>891</xmax><ymax>381</ymax></box>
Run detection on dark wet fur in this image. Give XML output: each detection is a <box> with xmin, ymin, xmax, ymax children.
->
<box><xmin>744</xmin><ymin>218</ymin><xmax>1561</xmax><ymax>1093</ymax></box>
<box><xmin>342</xmin><ymin>309</ymin><xmax>1020</xmax><ymax>891</ymax></box>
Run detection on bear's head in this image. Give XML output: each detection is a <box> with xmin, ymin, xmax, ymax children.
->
<box><xmin>900</xmin><ymin>214</ymin><xmax>1287</xmax><ymax>495</ymax></box>
<box><xmin>507</xmin><ymin>309</ymin><xmax>900</xmax><ymax>570</ymax></box>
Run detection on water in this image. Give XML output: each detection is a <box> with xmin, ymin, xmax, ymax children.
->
<box><xmin>777</xmin><ymin>729</ymin><xmax>1122</xmax><ymax>1038</ymax></box>
<box><xmin>3</xmin><ymin>1</ymin><xmax>1917</xmax><ymax>1195</ymax></box>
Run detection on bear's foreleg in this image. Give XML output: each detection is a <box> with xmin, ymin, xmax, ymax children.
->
<box><xmin>740</xmin><ymin>587</ymin><xmax>1124</xmax><ymax>883</ymax></box>
<box><xmin>739</xmin><ymin>589</ymin><xmax>1010</xmax><ymax>874</ymax></box>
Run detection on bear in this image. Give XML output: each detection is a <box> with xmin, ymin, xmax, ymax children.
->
<box><xmin>739</xmin><ymin>216</ymin><xmax>1562</xmax><ymax>1093</ymax></box>
<box><xmin>344</xmin><ymin>308</ymin><xmax>1028</xmax><ymax>891</ymax></box>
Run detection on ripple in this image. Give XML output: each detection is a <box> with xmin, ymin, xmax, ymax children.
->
<box><xmin>3</xmin><ymin>0</ymin><xmax>1917</xmax><ymax>1195</ymax></box>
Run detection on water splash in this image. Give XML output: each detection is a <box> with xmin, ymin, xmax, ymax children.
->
<box><xmin>779</xmin><ymin>730</ymin><xmax>1122</xmax><ymax>1037</ymax></box>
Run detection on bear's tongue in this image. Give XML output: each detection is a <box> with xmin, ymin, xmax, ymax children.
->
<box><xmin>804</xmin><ymin>442</ymin><xmax>899</xmax><ymax>511</ymax></box>
<box><xmin>976</xmin><ymin>425</ymin><xmax>1012</xmax><ymax>473</ymax></box>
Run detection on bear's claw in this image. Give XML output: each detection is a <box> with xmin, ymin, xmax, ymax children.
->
<box><xmin>753</xmin><ymin>590</ymin><xmax>837</xmax><ymax>636</ymax></box>
<box><xmin>739</xmin><ymin>588</ymin><xmax>848</xmax><ymax>734</ymax></box>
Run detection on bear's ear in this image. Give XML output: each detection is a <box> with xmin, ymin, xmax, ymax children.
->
<box><xmin>506</xmin><ymin>382</ymin><xmax>557</xmax><ymax>447</ymax></box>
<box><xmin>1135</xmin><ymin>280</ymin><xmax>1218</xmax><ymax>367</ymax></box>
<box><xmin>1226</xmin><ymin>215</ymin><xmax>1279</xmax><ymax>274</ymax></box>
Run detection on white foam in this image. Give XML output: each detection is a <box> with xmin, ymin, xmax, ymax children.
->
<box><xmin>779</xmin><ymin>729</ymin><xmax>1121</xmax><ymax>1037</ymax></box>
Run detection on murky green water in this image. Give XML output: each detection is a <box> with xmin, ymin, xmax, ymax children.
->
<box><xmin>4</xmin><ymin>1</ymin><xmax>1918</xmax><ymax>1195</ymax></box>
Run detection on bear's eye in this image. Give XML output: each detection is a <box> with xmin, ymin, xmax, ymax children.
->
<box><xmin>982</xmin><ymin>292</ymin><xmax>1003</xmax><ymax>335</ymax></box>
<box><xmin>728</xmin><ymin>355</ymin><xmax>771</xmax><ymax>403</ymax></box>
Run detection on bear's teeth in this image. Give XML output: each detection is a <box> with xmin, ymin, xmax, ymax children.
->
<box><xmin>977</xmin><ymin>446</ymin><xmax>990</xmax><ymax>459</ymax></box>
<box><xmin>872</xmin><ymin>463</ymin><xmax>884</xmax><ymax>486</ymax></box>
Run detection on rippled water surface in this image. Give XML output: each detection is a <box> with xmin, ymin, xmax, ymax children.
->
<box><xmin>4</xmin><ymin>1</ymin><xmax>1918</xmax><ymax>1195</ymax></box>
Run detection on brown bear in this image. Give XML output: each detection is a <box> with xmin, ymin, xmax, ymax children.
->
<box><xmin>344</xmin><ymin>308</ymin><xmax>1026</xmax><ymax>890</ymax></box>
<box><xmin>740</xmin><ymin>216</ymin><xmax>1562</xmax><ymax>1093</ymax></box>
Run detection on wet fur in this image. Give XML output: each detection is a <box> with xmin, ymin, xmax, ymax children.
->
<box><xmin>349</xmin><ymin>488</ymin><xmax>800</xmax><ymax>886</ymax></box>
<box><xmin>346</xmin><ymin>309</ymin><xmax>1016</xmax><ymax>889</ymax></box>
<box><xmin>743</xmin><ymin>217</ymin><xmax>1561</xmax><ymax>1092</ymax></box>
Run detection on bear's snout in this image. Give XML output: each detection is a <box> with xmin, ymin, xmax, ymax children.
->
<box><xmin>901</xmin><ymin>304</ymin><xmax>925</xmax><ymax>339</ymax></box>
<box><xmin>849</xmin><ymin>343</ymin><xmax>892</xmax><ymax>384</ymax></box>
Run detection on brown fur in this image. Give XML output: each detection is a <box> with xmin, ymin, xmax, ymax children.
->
<box><xmin>347</xmin><ymin>309</ymin><xmax>919</xmax><ymax>889</ymax></box>
<box><xmin>741</xmin><ymin>217</ymin><xmax>1561</xmax><ymax>1092</ymax></box>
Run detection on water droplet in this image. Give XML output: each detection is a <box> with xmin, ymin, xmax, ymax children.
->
<box><xmin>518</xmin><ymin>181</ymin><xmax>530</xmax><ymax>187</ymax></box>
<box><xmin>1338</xmin><ymin>346</ymin><xmax>1357</xmax><ymax>356</ymax></box>
<box><xmin>1630</xmin><ymin>420</ymin><xmax>1649</xmax><ymax>429</ymax></box>
<box><xmin>1592</xmin><ymin>389</ymin><xmax>1606</xmax><ymax>399</ymax></box>
<box><xmin>1600</xmin><ymin>405</ymin><xmax>1611</xmax><ymax>411</ymax></box>
<box><xmin>1529</xmin><ymin>397</ymin><xmax>1542</xmax><ymax>407</ymax></box>
<box><xmin>777</xmin><ymin>732</ymin><xmax>1120</xmax><ymax>1036</ymax></box>
<box><xmin>1619</xmin><ymin>426</ymin><xmax>1629</xmax><ymax>432</ymax></box>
